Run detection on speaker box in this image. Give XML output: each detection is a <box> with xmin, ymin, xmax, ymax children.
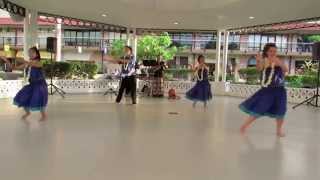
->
<box><xmin>312</xmin><ymin>42</ymin><xmax>320</xmax><ymax>60</ymax></box>
<box><xmin>47</xmin><ymin>37</ymin><xmax>57</xmax><ymax>53</ymax></box>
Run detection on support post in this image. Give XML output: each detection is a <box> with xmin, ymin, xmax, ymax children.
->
<box><xmin>56</xmin><ymin>18</ymin><xmax>62</xmax><ymax>61</ymax></box>
<box><xmin>23</xmin><ymin>9</ymin><xmax>38</xmax><ymax>59</ymax></box>
<box><xmin>126</xmin><ymin>28</ymin><xmax>131</xmax><ymax>46</ymax></box>
<box><xmin>132</xmin><ymin>28</ymin><xmax>137</xmax><ymax>61</ymax></box>
<box><xmin>222</xmin><ymin>30</ymin><xmax>229</xmax><ymax>82</ymax></box>
<box><xmin>215</xmin><ymin>30</ymin><xmax>222</xmax><ymax>82</ymax></box>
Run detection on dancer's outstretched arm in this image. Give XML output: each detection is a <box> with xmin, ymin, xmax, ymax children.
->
<box><xmin>103</xmin><ymin>55</ymin><xmax>130</xmax><ymax>64</ymax></box>
<box><xmin>27</xmin><ymin>60</ymin><xmax>43</xmax><ymax>68</ymax></box>
<box><xmin>13</xmin><ymin>63</ymin><xmax>27</xmax><ymax>70</ymax></box>
<box><xmin>0</xmin><ymin>56</ymin><xmax>10</xmax><ymax>64</ymax></box>
<box><xmin>13</xmin><ymin>59</ymin><xmax>43</xmax><ymax>70</ymax></box>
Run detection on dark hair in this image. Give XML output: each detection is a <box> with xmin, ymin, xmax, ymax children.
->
<box><xmin>29</xmin><ymin>46</ymin><xmax>41</xmax><ymax>60</ymax></box>
<box><xmin>197</xmin><ymin>55</ymin><xmax>205</xmax><ymax>63</ymax></box>
<box><xmin>262</xmin><ymin>43</ymin><xmax>277</xmax><ymax>58</ymax></box>
<box><xmin>125</xmin><ymin>46</ymin><xmax>133</xmax><ymax>54</ymax></box>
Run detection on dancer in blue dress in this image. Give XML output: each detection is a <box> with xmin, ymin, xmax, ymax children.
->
<box><xmin>239</xmin><ymin>43</ymin><xmax>288</xmax><ymax>137</ymax></box>
<box><xmin>186</xmin><ymin>55</ymin><xmax>212</xmax><ymax>108</ymax></box>
<box><xmin>13</xmin><ymin>47</ymin><xmax>48</xmax><ymax>121</ymax></box>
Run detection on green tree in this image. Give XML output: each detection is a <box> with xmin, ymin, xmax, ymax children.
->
<box><xmin>137</xmin><ymin>32</ymin><xmax>178</xmax><ymax>61</ymax></box>
<box><xmin>110</xmin><ymin>39</ymin><xmax>125</xmax><ymax>58</ymax></box>
<box><xmin>305</xmin><ymin>35</ymin><xmax>320</xmax><ymax>42</ymax></box>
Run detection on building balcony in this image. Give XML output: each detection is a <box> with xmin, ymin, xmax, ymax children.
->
<box><xmin>0</xmin><ymin>36</ymin><xmax>314</xmax><ymax>58</ymax></box>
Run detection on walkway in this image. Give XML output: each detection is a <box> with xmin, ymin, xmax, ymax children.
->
<box><xmin>0</xmin><ymin>95</ymin><xmax>319</xmax><ymax>180</ymax></box>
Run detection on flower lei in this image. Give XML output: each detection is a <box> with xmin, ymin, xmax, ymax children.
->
<box><xmin>195</xmin><ymin>67</ymin><xmax>205</xmax><ymax>81</ymax></box>
<box><xmin>123</xmin><ymin>55</ymin><xmax>131</xmax><ymax>71</ymax></box>
<box><xmin>123</xmin><ymin>62</ymin><xmax>129</xmax><ymax>70</ymax></box>
<box><xmin>261</xmin><ymin>59</ymin><xmax>275</xmax><ymax>88</ymax></box>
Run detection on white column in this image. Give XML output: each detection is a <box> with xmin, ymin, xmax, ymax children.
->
<box><xmin>126</xmin><ymin>28</ymin><xmax>131</xmax><ymax>46</ymax></box>
<box><xmin>215</xmin><ymin>30</ymin><xmax>222</xmax><ymax>82</ymax></box>
<box><xmin>132</xmin><ymin>28</ymin><xmax>138</xmax><ymax>61</ymax></box>
<box><xmin>222</xmin><ymin>30</ymin><xmax>229</xmax><ymax>82</ymax></box>
<box><xmin>56</xmin><ymin>18</ymin><xmax>62</xmax><ymax>61</ymax></box>
<box><xmin>23</xmin><ymin>9</ymin><xmax>38</xmax><ymax>59</ymax></box>
<box><xmin>289</xmin><ymin>58</ymin><xmax>296</xmax><ymax>75</ymax></box>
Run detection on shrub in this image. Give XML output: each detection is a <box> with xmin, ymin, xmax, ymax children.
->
<box><xmin>226</xmin><ymin>74</ymin><xmax>235</xmax><ymax>82</ymax></box>
<box><xmin>43</xmin><ymin>60</ymin><xmax>98</xmax><ymax>79</ymax></box>
<box><xmin>301</xmin><ymin>75</ymin><xmax>317</xmax><ymax>88</ymax></box>
<box><xmin>285</xmin><ymin>74</ymin><xmax>317</xmax><ymax>88</ymax></box>
<box><xmin>83</xmin><ymin>63</ymin><xmax>98</xmax><ymax>79</ymax></box>
<box><xmin>164</xmin><ymin>68</ymin><xmax>192</xmax><ymax>81</ymax></box>
<box><xmin>285</xmin><ymin>75</ymin><xmax>303</xmax><ymax>88</ymax></box>
<box><xmin>238</xmin><ymin>67</ymin><xmax>260</xmax><ymax>85</ymax></box>
<box><xmin>43</xmin><ymin>60</ymin><xmax>72</xmax><ymax>79</ymax></box>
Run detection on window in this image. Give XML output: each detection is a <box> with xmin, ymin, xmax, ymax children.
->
<box><xmin>248</xmin><ymin>34</ymin><xmax>261</xmax><ymax>51</ymax></box>
<box><xmin>180</xmin><ymin>33</ymin><xmax>192</xmax><ymax>48</ymax></box>
<box><xmin>115</xmin><ymin>32</ymin><xmax>121</xmax><ymax>40</ymax></box>
<box><xmin>179</xmin><ymin>56</ymin><xmax>189</xmax><ymax>68</ymax></box>
<box><xmin>247</xmin><ymin>56</ymin><xmax>256</xmax><ymax>67</ymax></box>
<box><xmin>268</xmin><ymin>35</ymin><xmax>275</xmax><ymax>43</ymax></box>
<box><xmin>195</xmin><ymin>33</ymin><xmax>214</xmax><ymax>49</ymax></box>
<box><xmin>261</xmin><ymin>35</ymin><xmax>268</xmax><ymax>47</ymax></box>
<box><xmin>229</xmin><ymin>34</ymin><xmax>240</xmax><ymax>43</ymax></box>
<box><xmin>121</xmin><ymin>33</ymin><xmax>127</xmax><ymax>40</ymax></box>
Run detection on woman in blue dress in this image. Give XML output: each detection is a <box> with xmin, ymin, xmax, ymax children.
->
<box><xmin>13</xmin><ymin>47</ymin><xmax>48</xmax><ymax>121</ymax></box>
<box><xmin>239</xmin><ymin>43</ymin><xmax>288</xmax><ymax>137</ymax></box>
<box><xmin>186</xmin><ymin>55</ymin><xmax>212</xmax><ymax>108</ymax></box>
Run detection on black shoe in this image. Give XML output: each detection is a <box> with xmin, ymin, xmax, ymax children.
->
<box><xmin>132</xmin><ymin>102</ymin><xmax>137</xmax><ymax>105</ymax></box>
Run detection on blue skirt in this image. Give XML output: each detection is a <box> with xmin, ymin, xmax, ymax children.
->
<box><xmin>239</xmin><ymin>86</ymin><xmax>287</xmax><ymax>119</ymax></box>
<box><xmin>14</xmin><ymin>80</ymin><xmax>48</xmax><ymax>112</ymax></box>
<box><xmin>186</xmin><ymin>80</ymin><xmax>212</xmax><ymax>102</ymax></box>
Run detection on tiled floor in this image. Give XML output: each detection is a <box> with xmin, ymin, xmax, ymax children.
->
<box><xmin>0</xmin><ymin>95</ymin><xmax>320</xmax><ymax>180</ymax></box>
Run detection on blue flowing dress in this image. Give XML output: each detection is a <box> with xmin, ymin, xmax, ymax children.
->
<box><xmin>14</xmin><ymin>66</ymin><xmax>48</xmax><ymax>111</ymax></box>
<box><xmin>186</xmin><ymin>68</ymin><xmax>212</xmax><ymax>102</ymax></box>
<box><xmin>239</xmin><ymin>66</ymin><xmax>287</xmax><ymax>119</ymax></box>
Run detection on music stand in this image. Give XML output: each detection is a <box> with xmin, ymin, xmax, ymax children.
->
<box><xmin>46</xmin><ymin>37</ymin><xmax>66</xmax><ymax>98</ymax></box>
<box><xmin>293</xmin><ymin>42</ymin><xmax>320</xmax><ymax>109</ymax></box>
<box><xmin>100</xmin><ymin>40</ymin><xmax>118</xmax><ymax>97</ymax></box>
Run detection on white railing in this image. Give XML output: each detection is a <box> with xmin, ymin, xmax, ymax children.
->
<box><xmin>53</xmin><ymin>79</ymin><xmax>119</xmax><ymax>93</ymax></box>
<box><xmin>226</xmin><ymin>83</ymin><xmax>317</xmax><ymax>104</ymax></box>
<box><xmin>0</xmin><ymin>79</ymin><xmax>317</xmax><ymax>104</ymax></box>
<box><xmin>0</xmin><ymin>80</ymin><xmax>24</xmax><ymax>99</ymax></box>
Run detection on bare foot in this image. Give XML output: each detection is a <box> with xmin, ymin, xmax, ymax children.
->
<box><xmin>192</xmin><ymin>102</ymin><xmax>196</xmax><ymax>108</ymax></box>
<box><xmin>277</xmin><ymin>131</ymin><xmax>285</xmax><ymax>138</ymax></box>
<box><xmin>39</xmin><ymin>117</ymin><xmax>47</xmax><ymax>122</ymax></box>
<box><xmin>39</xmin><ymin>114</ymin><xmax>48</xmax><ymax>122</ymax></box>
<box><xmin>240</xmin><ymin>126</ymin><xmax>247</xmax><ymax>135</ymax></box>
<box><xmin>21</xmin><ymin>112</ymin><xmax>30</xmax><ymax>120</ymax></box>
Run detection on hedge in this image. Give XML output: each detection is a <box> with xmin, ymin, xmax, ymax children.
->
<box><xmin>42</xmin><ymin>60</ymin><xmax>98</xmax><ymax>79</ymax></box>
<box><xmin>239</xmin><ymin>67</ymin><xmax>318</xmax><ymax>88</ymax></box>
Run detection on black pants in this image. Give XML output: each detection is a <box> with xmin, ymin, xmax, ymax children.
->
<box><xmin>116</xmin><ymin>76</ymin><xmax>136</xmax><ymax>103</ymax></box>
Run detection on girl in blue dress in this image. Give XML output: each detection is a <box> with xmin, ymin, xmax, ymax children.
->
<box><xmin>186</xmin><ymin>55</ymin><xmax>212</xmax><ymax>108</ymax></box>
<box><xmin>239</xmin><ymin>43</ymin><xmax>288</xmax><ymax>137</ymax></box>
<box><xmin>13</xmin><ymin>47</ymin><xmax>48</xmax><ymax>121</ymax></box>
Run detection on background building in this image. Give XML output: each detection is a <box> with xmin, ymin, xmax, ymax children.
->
<box><xmin>0</xmin><ymin>9</ymin><xmax>317</xmax><ymax>76</ymax></box>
